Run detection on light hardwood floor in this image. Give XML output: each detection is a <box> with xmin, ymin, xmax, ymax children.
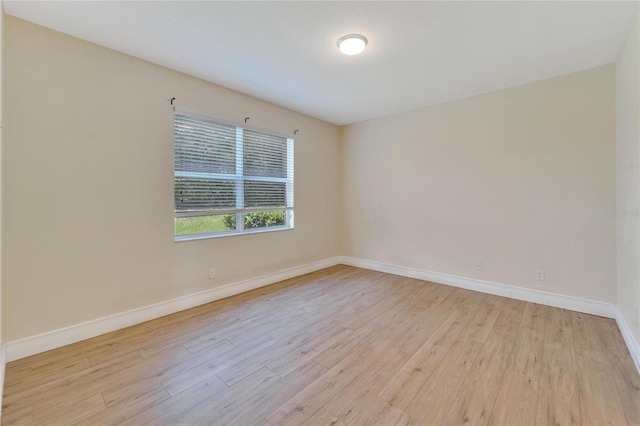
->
<box><xmin>2</xmin><ymin>265</ymin><xmax>639</xmax><ymax>425</ymax></box>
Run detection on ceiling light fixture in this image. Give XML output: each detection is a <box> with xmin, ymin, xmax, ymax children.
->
<box><xmin>337</xmin><ymin>34</ymin><xmax>368</xmax><ymax>56</ymax></box>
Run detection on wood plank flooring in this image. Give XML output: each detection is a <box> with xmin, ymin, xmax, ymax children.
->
<box><xmin>2</xmin><ymin>265</ymin><xmax>639</xmax><ymax>425</ymax></box>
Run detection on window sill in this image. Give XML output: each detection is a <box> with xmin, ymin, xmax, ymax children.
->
<box><xmin>174</xmin><ymin>225</ymin><xmax>294</xmax><ymax>242</ymax></box>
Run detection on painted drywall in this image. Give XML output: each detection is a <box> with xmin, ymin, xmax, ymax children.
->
<box><xmin>2</xmin><ymin>17</ymin><xmax>341</xmax><ymax>341</ymax></box>
<box><xmin>616</xmin><ymin>10</ymin><xmax>640</xmax><ymax>343</ymax></box>
<box><xmin>0</xmin><ymin>4</ymin><xmax>5</xmax><ymax>417</ymax></box>
<box><xmin>342</xmin><ymin>65</ymin><xmax>617</xmax><ymax>303</ymax></box>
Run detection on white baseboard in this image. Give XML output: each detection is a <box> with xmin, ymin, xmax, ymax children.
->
<box><xmin>338</xmin><ymin>256</ymin><xmax>616</xmax><ymax>319</ymax></box>
<box><xmin>3</xmin><ymin>255</ymin><xmax>627</xmax><ymax>365</ymax></box>
<box><xmin>615</xmin><ymin>307</ymin><xmax>640</xmax><ymax>375</ymax></box>
<box><xmin>5</xmin><ymin>257</ymin><xmax>341</xmax><ymax>362</ymax></box>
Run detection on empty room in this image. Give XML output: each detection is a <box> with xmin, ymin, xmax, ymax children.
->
<box><xmin>0</xmin><ymin>1</ymin><xmax>639</xmax><ymax>425</ymax></box>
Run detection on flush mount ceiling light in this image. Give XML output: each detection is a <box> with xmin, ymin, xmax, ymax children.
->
<box><xmin>337</xmin><ymin>34</ymin><xmax>368</xmax><ymax>56</ymax></box>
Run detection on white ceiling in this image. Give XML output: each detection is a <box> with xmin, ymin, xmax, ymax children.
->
<box><xmin>4</xmin><ymin>1</ymin><xmax>638</xmax><ymax>125</ymax></box>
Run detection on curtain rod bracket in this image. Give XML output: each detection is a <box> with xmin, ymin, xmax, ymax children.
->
<box><xmin>245</xmin><ymin>117</ymin><xmax>250</xmax><ymax>123</ymax></box>
<box><xmin>170</xmin><ymin>97</ymin><xmax>176</xmax><ymax>106</ymax></box>
<box><xmin>294</xmin><ymin>130</ymin><xmax>299</xmax><ymax>135</ymax></box>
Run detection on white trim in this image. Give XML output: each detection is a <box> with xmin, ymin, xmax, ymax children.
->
<box><xmin>175</xmin><ymin>170</ymin><xmax>289</xmax><ymax>184</ymax></box>
<box><xmin>5</xmin><ymin>255</ymin><xmax>627</xmax><ymax>364</ymax></box>
<box><xmin>174</xmin><ymin>224</ymin><xmax>294</xmax><ymax>242</ymax></box>
<box><xmin>235</xmin><ymin>126</ymin><xmax>244</xmax><ymax>233</ymax></box>
<box><xmin>5</xmin><ymin>257</ymin><xmax>341</xmax><ymax>362</ymax></box>
<box><xmin>338</xmin><ymin>256</ymin><xmax>616</xmax><ymax>318</ymax></box>
<box><xmin>340</xmin><ymin>256</ymin><xmax>640</xmax><ymax>371</ymax></box>
<box><xmin>615</xmin><ymin>306</ymin><xmax>640</xmax><ymax>375</ymax></box>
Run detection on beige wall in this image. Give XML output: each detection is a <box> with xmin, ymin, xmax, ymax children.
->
<box><xmin>0</xmin><ymin>14</ymin><xmax>626</xmax><ymax>344</ymax></box>
<box><xmin>616</xmin><ymin>10</ymin><xmax>640</xmax><ymax>342</ymax></box>
<box><xmin>2</xmin><ymin>17</ymin><xmax>341</xmax><ymax>341</ymax></box>
<box><xmin>342</xmin><ymin>65</ymin><xmax>617</xmax><ymax>303</ymax></box>
<box><xmin>0</xmin><ymin>2</ymin><xmax>4</xmax><ymax>352</ymax></box>
<box><xmin>0</xmin><ymin>6</ymin><xmax>4</xmax><ymax>351</ymax></box>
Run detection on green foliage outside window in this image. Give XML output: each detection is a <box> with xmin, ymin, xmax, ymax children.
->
<box><xmin>222</xmin><ymin>211</ymin><xmax>286</xmax><ymax>229</ymax></box>
<box><xmin>175</xmin><ymin>211</ymin><xmax>286</xmax><ymax>236</ymax></box>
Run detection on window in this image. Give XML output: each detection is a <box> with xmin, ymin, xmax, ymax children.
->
<box><xmin>174</xmin><ymin>110</ymin><xmax>294</xmax><ymax>240</ymax></box>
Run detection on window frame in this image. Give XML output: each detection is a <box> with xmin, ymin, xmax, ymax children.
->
<box><xmin>173</xmin><ymin>109</ymin><xmax>294</xmax><ymax>241</ymax></box>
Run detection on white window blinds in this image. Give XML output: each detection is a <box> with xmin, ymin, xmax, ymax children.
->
<box><xmin>174</xmin><ymin>111</ymin><xmax>294</xmax><ymax>225</ymax></box>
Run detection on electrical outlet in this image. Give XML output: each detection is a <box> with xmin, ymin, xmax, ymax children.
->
<box><xmin>475</xmin><ymin>261</ymin><xmax>482</xmax><ymax>271</ymax></box>
<box><xmin>209</xmin><ymin>268</ymin><xmax>216</xmax><ymax>279</ymax></box>
<box><xmin>535</xmin><ymin>269</ymin><xmax>545</xmax><ymax>281</ymax></box>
